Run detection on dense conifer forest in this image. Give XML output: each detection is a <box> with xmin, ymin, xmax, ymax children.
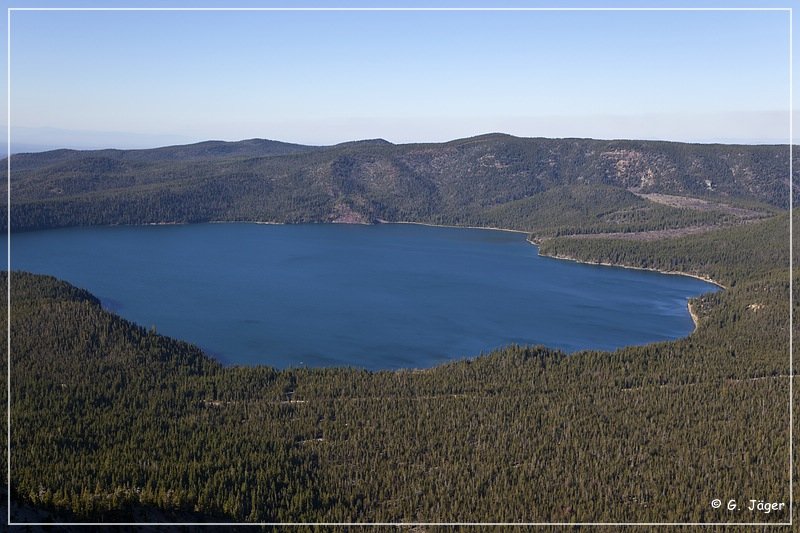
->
<box><xmin>1</xmin><ymin>215</ymin><xmax>793</xmax><ymax>526</ymax></box>
<box><xmin>0</xmin><ymin>136</ymin><xmax>795</xmax><ymax>526</ymax></box>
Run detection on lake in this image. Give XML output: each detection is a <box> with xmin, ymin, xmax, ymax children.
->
<box><xmin>8</xmin><ymin>223</ymin><xmax>718</xmax><ymax>370</ymax></box>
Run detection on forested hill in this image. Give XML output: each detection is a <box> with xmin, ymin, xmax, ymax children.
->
<box><xmin>3</xmin><ymin>134</ymin><xmax>793</xmax><ymax>233</ymax></box>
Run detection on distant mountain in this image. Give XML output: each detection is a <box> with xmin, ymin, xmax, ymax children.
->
<box><xmin>8</xmin><ymin>137</ymin><xmax>321</xmax><ymax>168</ymax></box>
<box><xmin>7</xmin><ymin>126</ymin><xmax>199</xmax><ymax>155</ymax></box>
<box><xmin>3</xmin><ymin>133</ymin><xmax>794</xmax><ymax>233</ymax></box>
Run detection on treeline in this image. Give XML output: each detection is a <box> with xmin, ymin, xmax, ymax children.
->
<box><xmin>5</xmin><ymin>182</ymin><xmax>776</xmax><ymax>241</ymax></box>
<box><xmin>538</xmin><ymin>212</ymin><xmax>790</xmax><ymax>288</ymax></box>
<box><xmin>2</xmin><ymin>211</ymin><xmax>794</xmax><ymax>524</ymax></box>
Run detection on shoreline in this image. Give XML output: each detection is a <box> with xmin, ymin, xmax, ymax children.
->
<box><xmin>208</xmin><ymin>220</ymin><xmax>284</xmax><ymax>225</ymax></box>
<box><xmin>358</xmin><ymin>219</ymin><xmax>729</xmax><ymax>297</ymax></box>
<box><xmin>379</xmin><ymin>221</ymin><xmax>725</xmax><ymax>291</ymax></box>
<box><xmin>143</xmin><ymin>219</ymin><xmax>527</xmax><ymax>233</ymax></box>
<box><xmin>535</xmin><ymin>251</ymin><xmax>726</xmax><ymax>290</ymax></box>
<box><xmin>375</xmin><ymin>219</ymin><xmax>530</xmax><ymax>235</ymax></box>
<box><xmin>687</xmin><ymin>301</ymin><xmax>700</xmax><ymax>332</ymax></box>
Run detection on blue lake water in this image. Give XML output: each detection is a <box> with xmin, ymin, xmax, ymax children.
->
<box><xmin>8</xmin><ymin>223</ymin><xmax>718</xmax><ymax>370</ymax></box>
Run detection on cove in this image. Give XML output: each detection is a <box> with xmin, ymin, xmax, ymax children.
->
<box><xmin>8</xmin><ymin>223</ymin><xmax>718</xmax><ymax>370</ymax></box>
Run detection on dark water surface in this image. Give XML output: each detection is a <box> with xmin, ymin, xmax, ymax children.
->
<box><xmin>9</xmin><ymin>223</ymin><xmax>717</xmax><ymax>370</ymax></box>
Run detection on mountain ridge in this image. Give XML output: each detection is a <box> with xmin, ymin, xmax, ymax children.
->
<box><xmin>4</xmin><ymin>133</ymin><xmax>794</xmax><ymax>234</ymax></box>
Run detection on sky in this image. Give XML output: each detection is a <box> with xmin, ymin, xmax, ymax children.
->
<box><xmin>1</xmin><ymin>0</ymin><xmax>796</xmax><ymax>150</ymax></box>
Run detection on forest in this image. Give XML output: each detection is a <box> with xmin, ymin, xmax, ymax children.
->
<box><xmin>2</xmin><ymin>207</ymin><xmax>794</xmax><ymax>526</ymax></box>
<box><xmin>0</xmin><ymin>134</ymin><xmax>794</xmax><ymax>527</ymax></box>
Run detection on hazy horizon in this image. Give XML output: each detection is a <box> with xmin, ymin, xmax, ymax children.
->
<box><xmin>3</xmin><ymin>2</ymin><xmax>794</xmax><ymax>154</ymax></box>
<box><xmin>3</xmin><ymin>123</ymin><xmax>795</xmax><ymax>157</ymax></box>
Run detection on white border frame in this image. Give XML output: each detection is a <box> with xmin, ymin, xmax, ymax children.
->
<box><xmin>5</xmin><ymin>5</ymin><xmax>794</xmax><ymax>528</ymax></box>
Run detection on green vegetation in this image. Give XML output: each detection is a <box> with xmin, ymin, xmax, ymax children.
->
<box><xmin>1</xmin><ymin>135</ymin><xmax>794</xmax><ymax>524</ymax></box>
<box><xmin>3</xmin><ymin>134</ymin><xmax>790</xmax><ymax>233</ymax></box>
<box><xmin>539</xmin><ymin>212</ymin><xmax>790</xmax><ymax>287</ymax></box>
<box><xmin>479</xmin><ymin>184</ymin><xmax>756</xmax><ymax>239</ymax></box>
<box><xmin>3</xmin><ymin>208</ymin><xmax>793</xmax><ymax>524</ymax></box>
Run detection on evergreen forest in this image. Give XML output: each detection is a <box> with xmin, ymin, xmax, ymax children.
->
<box><xmin>0</xmin><ymin>135</ymin><xmax>795</xmax><ymax>528</ymax></box>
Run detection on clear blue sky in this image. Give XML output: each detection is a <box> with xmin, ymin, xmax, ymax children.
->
<box><xmin>2</xmin><ymin>0</ymin><xmax>796</xmax><ymax>148</ymax></box>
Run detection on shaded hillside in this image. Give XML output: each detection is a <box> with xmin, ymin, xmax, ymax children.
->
<box><xmin>3</xmin><ymin>134</ymin><xmax>790</xmax><ymax>233</ymax></box>
<box><xmin>3</xmin><ymin>212</ymin><xmax>792</xmax><ymax>524</ymax></box>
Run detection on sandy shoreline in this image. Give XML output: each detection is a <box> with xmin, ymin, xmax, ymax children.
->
<box><xmin>687</xmin><ymin>301</ymin><xmax>700</xmax><ymax>332</ymax></box>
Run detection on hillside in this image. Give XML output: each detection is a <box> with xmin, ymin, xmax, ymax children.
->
<box><xmin>3</xmin><ymin>134</ymin><xmax>790</xmax><ymax>236</ymax></box>
<box><xmin>3</xmin><ymin>210</ymin><xmax>793</xmax><ymax>525</ymax></box>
